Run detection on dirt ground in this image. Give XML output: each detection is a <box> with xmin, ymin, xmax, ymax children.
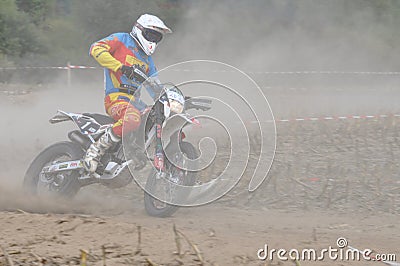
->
<box><xmin>0</xmin><ymin>204</ymin><xmax>398</xmax><ymax>266</ymax></box>
<box><xmin>0</xmin><ymin>80</ymin><xmax>399</xmax><ymax>266</ymax></box>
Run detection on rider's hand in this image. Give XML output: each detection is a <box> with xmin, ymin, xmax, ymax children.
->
<box><xmin>120</xmin><ymin>65</ymin><xmax>147</xmax><ymax>83</ymax></box>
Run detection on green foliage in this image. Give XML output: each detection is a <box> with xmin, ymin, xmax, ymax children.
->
<box><xmin>1</xmin><ymin>0</ymin><xmax>400</xmax><ymax>68</ymax></box>
<box><xmin>70</xmin><ymin>0</ymin><xmax>160</xmax><ymax>40</ymax></box>
<box><xmin>15</xmin><ymin>0</ymin><xmax>56</xmax><ymax>25</ymax></box>
<box><xmin>0</xmin><ymin>0</ymin><xmax>47</xmax><ymax>60</ymax></box>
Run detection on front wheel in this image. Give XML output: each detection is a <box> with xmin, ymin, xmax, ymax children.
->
<box><xmin>23</xmin><ymin>141</ymin><xmax>84</xmax><ymax>198</ymax></box>
<box><xmin>144</xmin><ymin>141</ymin><xmax>198</xmax><ymax>217</ymax></box>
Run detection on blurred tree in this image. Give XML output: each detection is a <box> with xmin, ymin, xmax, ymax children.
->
<box><xmin>0</xmin><ymin>0</ymin><xmax>47</xmax><ymax>60</ymax></box>
<box><xmin>69</xmin><ymin>0</ymin><xmax>184</xmax><ymax>41</ymax></box>
<box><xmin>1</xmin><ymin>0</ymin><xmax>400</xmax><ymax>68</ymax></box>
<box><xmin>15</xmin><ymin>0</ymin><xmax>56</xmax><ymax>25</ymax></box>
<box><xmin>63</xmin><ymin>0</ymin><xmax>185</xmax><ymax>64</ymax></box>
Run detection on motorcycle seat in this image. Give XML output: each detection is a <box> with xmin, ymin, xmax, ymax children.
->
<box><xmin>83</xmin><ymin>113</ymin><xmax>115</xmax><ymax>125</ymax></box>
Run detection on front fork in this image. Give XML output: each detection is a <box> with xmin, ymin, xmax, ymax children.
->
<box><xmin>154</xmin><ymin>103</ymin><xmax>165</xmax><ymax>171</ymax></box>
<box><xmin>154</xmin><ymin>123</ymin><xmax>165</xmax><ymax>171</ymax></box>
<box><xmin>153</xmin><ymin>103</ymin><xmax>188</xmax><ymax>172</ymax></box>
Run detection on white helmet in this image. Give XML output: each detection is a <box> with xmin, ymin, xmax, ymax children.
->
<box><xmin>130</xmin><ymin>14</ymin><xmax>172</xmax><ymax>56</ymax></box>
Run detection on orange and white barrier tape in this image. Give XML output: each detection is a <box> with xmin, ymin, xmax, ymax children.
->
<box><xmin>245</xmin><ymin>113</ymin><xmax>400</xmax><ymax>124</ymax></box>
<box><xmin>0</xmin><ymin>64</ymin><xmax>97</xmax><ymax>70</ymax></box>
<box><xmin>1</xmin><ymin>65</ymin><xmax>400</xmax><ymax>75</ymax></box>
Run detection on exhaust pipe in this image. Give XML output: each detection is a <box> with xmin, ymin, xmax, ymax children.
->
<box><xmin>68</xmin><ymin>130</ymin><xmax>91</xmax><ymax>149</ymax></box>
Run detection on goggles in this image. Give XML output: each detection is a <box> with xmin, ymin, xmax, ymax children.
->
<box><xmin>136</xmin><ymin>23</ymin><xmax>163</xmax><ymax>43</ymax></box>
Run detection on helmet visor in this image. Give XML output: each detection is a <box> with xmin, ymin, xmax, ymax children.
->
<box><xmin>142</xmin><ymin>28</ymin><xmax>163</xmax><ymax>43</ymax></box>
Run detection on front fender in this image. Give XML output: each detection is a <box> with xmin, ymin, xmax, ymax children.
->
<box><xmin>161</xmin><ymin>114</ymin><xmax>195</xmax><ymax>151</ymax></box>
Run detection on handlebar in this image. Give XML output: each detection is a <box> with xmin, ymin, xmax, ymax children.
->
<box><xmin>185</xmin><ymin>97</ymin><xmax>212</xmax><ymax>111</ymax></box>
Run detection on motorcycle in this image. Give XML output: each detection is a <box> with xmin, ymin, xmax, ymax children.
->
<box><xmin>23</xmin><ymin>82</ymin><xmax>212</xmax><ymax>217</ymax></box>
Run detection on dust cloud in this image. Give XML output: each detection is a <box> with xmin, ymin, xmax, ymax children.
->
<box><xmin>0</xmin><ymin>69</ymin><xmax>103</xmax><ymax>209</ymax></box>
<box><xmin>0</xmin><ymin>2</ymin><xmax>399</xmax><ymax>265</ymax></box>
<box><xmin>155</xmin><ymin>0</ymin><xmax>400</xmax><ymax>118</ymax></box>
<box><xmin>1</xmin><ymin>0</ymin><xmax>399</xmax><ymax>211</ymax></box>
<box><xmin>157</xmin><ymin>0</ymin><xmax>399</xmax><ymax>71</ymax></box>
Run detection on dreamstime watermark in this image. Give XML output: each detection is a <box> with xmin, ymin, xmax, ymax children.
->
<box><xmin>257</xmin><ymin>237</ymin><xmax>397</xmax><ymax>262</ymax></box>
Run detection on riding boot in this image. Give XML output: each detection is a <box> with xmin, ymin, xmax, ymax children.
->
<box><xmin>83</xmin><ymin>127</ymin><xmax>120</xmax><ymax>173</ymax></box>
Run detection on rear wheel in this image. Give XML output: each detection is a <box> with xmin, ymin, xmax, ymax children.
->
<box><xmin>24</xmin><ymin>141</ymin><xmax>84</xmax><ymax>198</ymax></box>
<box><xmin>144</xmin><ymin>141</ymin><xmax>198</xmax><ymax>217</ymax></box>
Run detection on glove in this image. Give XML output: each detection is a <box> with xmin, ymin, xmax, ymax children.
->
<box><xmin>154</xmin><ymin>152</ymin><xmax>165</xmax><ymax>171</ymax></box>
<box><xmin>120</xmin><ymin>65</ymin><xmax>148</xmax><ymax>83</ymax></box>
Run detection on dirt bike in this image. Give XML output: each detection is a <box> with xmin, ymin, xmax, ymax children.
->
<box><xmin>24</xmin><ymin>82</ymin><xmax>211</xmax><ymax>217</ymax></box>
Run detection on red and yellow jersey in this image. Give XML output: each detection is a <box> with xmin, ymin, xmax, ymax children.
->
<box><xmin>89</xmin><ymin>32</ymin><xmax>158</xmax><ymax>96</ymax></box>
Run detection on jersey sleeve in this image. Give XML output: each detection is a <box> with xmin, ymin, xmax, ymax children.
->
<box><xmin>89</xmin><ymin>34</ymin><xmax>124</xmax><ymax>72</ymax></box>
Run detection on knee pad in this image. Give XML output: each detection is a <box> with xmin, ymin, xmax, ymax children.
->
<box><xmin>122</xmin><ymin>109</ymin><xmax>141</xmax><ymax>133</ymax></box>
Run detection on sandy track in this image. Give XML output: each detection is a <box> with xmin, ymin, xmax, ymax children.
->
<box><xmin>0</xmin><ymin>204</ymin><xmax>398</xmax><ymax>265</ymax></box>
<box><xmin>0</xmin><ymin>84</ymin><xmax>399</xmax><ymax>265</ymax></box>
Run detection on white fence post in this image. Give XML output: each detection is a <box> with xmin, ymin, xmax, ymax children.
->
<box><xmin>67</xmin><ymin>62</ymin><xmax>71</xmax><ymax>87</ymax></box>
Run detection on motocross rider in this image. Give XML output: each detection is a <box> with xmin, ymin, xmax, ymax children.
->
<box><xmin>84</xmin><ymin>14</ymin><xmax>172</xmax><ymax>173</ymax></box>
